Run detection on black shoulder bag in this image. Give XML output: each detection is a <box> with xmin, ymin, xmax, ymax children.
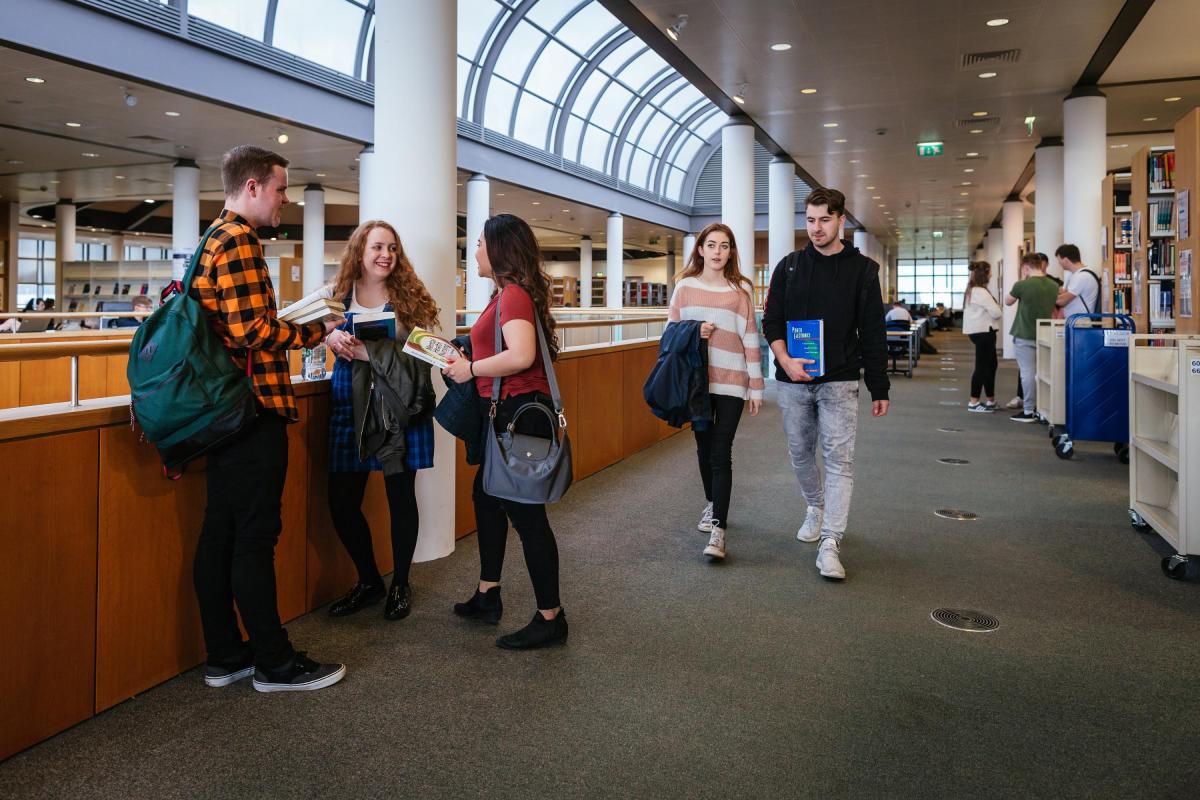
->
<box><xmin>481</xmin><ymin>295</ymin><xmax>573</xmax><ymax>504</ymax></box>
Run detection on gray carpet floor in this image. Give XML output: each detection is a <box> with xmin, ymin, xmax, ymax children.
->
<box><xmin>3</xmin><ymin>333</ymin><xmax>1199</xmax><ymax>800</ymax></box>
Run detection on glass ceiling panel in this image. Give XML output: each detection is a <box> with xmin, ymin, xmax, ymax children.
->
<box><xmin>189</xmin><ymin>0</ymin><xmax>269</xmax><ymax>40</ymax></box>
<box><xmin>660</xmin><ymin>84</ymin><xmax>703</xmax><ymax>118</ymax></box>
<box><xmin>617</xmin><ymin>50</ymin><xmax>669</xmax><ymax>91</ymax></box>
<box><xmin>458</xmin><ymin>0</ymin><xmax>504</xmax><ymax>61</ymax></box>
<box><xmin>598</xmin><ymin>38</ymin><xmax>644</xmax><ymax>77</ymax></box>
<box><xmin>590</xmin><ymin>83</ymin><xmax>633</xmax><ymax>130</ymax></box>
<box><xmin>556</xmin><ymin>2</ymin><xmax>621</xmax><ymax>53</ymax></box>
<box><xmin>493</xmin><ymin>20</ymin><xmax>547</xmax><ymax>83</ymax></box>
<box><xmin>273</xmin><ymin>0</ymin><xmax>364</xmax><ymax>75</ymax></box>
<box><xmin>525</xmin><ymin>40</ymin><xmax>580</xmax><ymax>100</ymax></box>
<box><xmin>526</xmin><ymin>0</ymin><xmax>585</xmax><ymax>29</ymax></box>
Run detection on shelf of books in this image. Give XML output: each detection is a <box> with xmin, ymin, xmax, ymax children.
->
<box><xmin>1130</xmin><ymin>146</ymin><xmax>1177</xmax><ymax>332</ymax></box>
<box><xmin>61</xmin><ymin>260</ymin><xmax>173</xmax><ymax>312</ymax></box>
<box><xmin>550</xmin><ymin>276</ymin><xmax>579</xmax><ymax>307</ymax></box>
<box><xmin>1174</xmin><ymin>107</ymin><xmax>1199</xmax><ymax>334</ymax></box>
<box><xmin>1102</xmin><ymin>171</ymin><xmax>1133</xmax><ymax>314</ymax></box>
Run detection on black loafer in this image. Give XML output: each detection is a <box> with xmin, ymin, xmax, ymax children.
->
<box><xmin>496</xmin><ymin>609</ymin><xmax>568</xmax><ymax>650</ymax></box>
<box><xmin>452</xmin><ymin>586</ymin><xmax>502</xmax><ymax>624</ymax></box>
<box><xmin>384</xmin><ymin>582</ymin><xmax>413</xmax><ymax>621</ymax></box>
<box><xmin>328</xmin><ymin>582</ymin><xmax>385</xmax><ymax>617</ymax></box>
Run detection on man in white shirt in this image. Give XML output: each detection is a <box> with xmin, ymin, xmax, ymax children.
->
<box><xmin>885</xmin><ymin>301</ymin><xmax>913</xmax><ymax>325</ymax></box>
<box><xmin>1055</xmin><ymin>244</ymin><xmax>1100</xmax><ymax>318</ymax></box>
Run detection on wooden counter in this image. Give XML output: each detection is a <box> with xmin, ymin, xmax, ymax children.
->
<box><xmin>0</xmin><ymin>338</ymin><xmax>676</xmax><ymax>759</ymax></box>
<box><xmin>0</xmin><ymin>329</ymin><xmax>135</xmax><ymax>409</ymax></box>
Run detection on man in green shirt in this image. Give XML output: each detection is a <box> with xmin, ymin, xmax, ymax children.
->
<box><xmin>1005</xmin><ymin>252</ymin><xmax>1059</xmax><ymax>422</ymax></box>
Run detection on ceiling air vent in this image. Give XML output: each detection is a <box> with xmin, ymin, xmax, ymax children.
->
<box><xmin>129</xmin><ymin>134</ymin><xmax>169</xmax><ymax>143</ymax></box>
<box><xmin>956</xmin><ymin>116</ymin><xmax>1000</xmax><ymax>128</ymax></box>
<box><xmin>961</xmin><ymin>49</ymin><xmax>1021</xmax><ymax>69</ymax></box>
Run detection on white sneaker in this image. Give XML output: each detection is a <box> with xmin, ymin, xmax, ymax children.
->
<box><xmin>816</xmin><ymin>538</ymin><xmax>845</xmax><ymax>580</ymax></box>
<box><xmin>697</xmin><ymin>501</ymin><xmax>714</xmax><ymax>532</ymax></box>
<box><xmin>1005</xmin><ymin>396</ymin><xmax>1022</xmax><ymax>409</ymax></box>
<box><xmin>703</xmin><ymin>525</ymin><xmax>726</xmax><ymax>559</ymax></box>
<box><xmin>796</xmin><ymin>506</ymin><xmax>824</xmax><ymax>542</ymax></box>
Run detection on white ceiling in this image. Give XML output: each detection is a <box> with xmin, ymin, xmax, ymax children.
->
<box><xmin>1102</xmin><ymin>0</ymin><xmax>1200</xmax><ymax>83</ymax></box>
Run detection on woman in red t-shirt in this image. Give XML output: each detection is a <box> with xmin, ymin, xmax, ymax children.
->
<box><xmin>442</xmin><ymin>213</ymin><xmax>567</xmax><ymax>650</ymax></box>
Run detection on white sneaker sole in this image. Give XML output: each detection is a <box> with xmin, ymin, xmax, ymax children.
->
<box><xmin>204</xmin><ymin>666</ymin><xmax>254</xmax><ymax>688</ymax></box>
<box><xmin>818</xmin><ymin>565</ymin><xmax>846</xmax><ymax>580</ymax></box>
<box><xmin>796</xmin><ymin>529</ymin><xmax>821</xmax><ymax>543</ymax></box>
<box><xmin>703</xmin><ymin>546</ymin><xmax>725</xmax><ymax>559</ymax></box>
<box><xmin>698</xmin><ymin>522</ymin><xmax>713</xmax><ymax>532</ymax></box>
<box><xmin>252</xmin><ymin>664</ymin><xmax>347</xmax><ymax>693</ymax></box>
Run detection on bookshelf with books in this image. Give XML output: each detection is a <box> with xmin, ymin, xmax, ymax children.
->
<box><xmin>550</xmin><ymin>276</ymin><xmax>579</xmax><ymax>307</ymax></box>
<box><xmin>1175</xmin><ymin>107</ymin><xmax>1200</xmax><ymax>334</ymax></box>
<box><xmin>61</xmin><ymin>260</ymin><xmax>173</xmax><ymax>312</ymax></box>
<box><xmin>1102</xmin><ymin>172</ymin><xmax>1133</xmax><ymax>314</ymax></box>
<box><xmin>1131</xmin><ymin>146</ymin><xmax>1177</xmax><ymax>332</ymax></box>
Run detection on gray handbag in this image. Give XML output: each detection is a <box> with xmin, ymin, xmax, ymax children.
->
<box><xmin>481</xmin><ymin>294</ymin><xmax>573</xmax><ymax>504</ymax></box>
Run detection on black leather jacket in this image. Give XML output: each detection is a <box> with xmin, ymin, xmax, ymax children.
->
<box><xmin>351</xmin><ymin>339</ymin><xmax>435</xmax><ymax>474</ymax></box>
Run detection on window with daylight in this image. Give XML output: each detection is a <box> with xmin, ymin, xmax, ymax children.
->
<box><xmin>896</xmin><ymin>259</ymin><xmax>971</xmax><ymax>310</ymax></box>
<box><xmin>16</xmin><ymin>238</ymin><xmax>56</xmax><ymax>307</ymax></box>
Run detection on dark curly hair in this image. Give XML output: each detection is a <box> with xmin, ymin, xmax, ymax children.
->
<box><xmin>482</xmin><ymin>213</ymin><xmax>558</xmax><ymax>359</ymax></box>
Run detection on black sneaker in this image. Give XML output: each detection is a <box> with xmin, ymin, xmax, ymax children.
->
<box><xmin>496</xmin><ymin>610</ymin><xmax>568</xmax><ymax>650</ymax></box>
<box><xmin>1010</xmin><ymin>412</ymin><xmax>1037</xmax><ymax>423</ymax></box>
<box><xmin>252</xmin><ymin>652</ymin><xmax>346</xmax><ymax>693</ymax></box>
<box><xmin>203</xmin><ymin>650</ymin><xmax>255</xmax><ymax>688</ymax></box>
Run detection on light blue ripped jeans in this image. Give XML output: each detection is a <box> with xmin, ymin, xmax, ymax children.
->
<box><xmin>775</xmin><ymin>381</ymin><xmax>859</xmax><ymax>542</ymax></box>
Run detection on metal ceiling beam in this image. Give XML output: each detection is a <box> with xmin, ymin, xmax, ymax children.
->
<box><xmin>1074</xmin><ymin>0</ymin><xmax>1157</xmax><ymax>88</ymax></box>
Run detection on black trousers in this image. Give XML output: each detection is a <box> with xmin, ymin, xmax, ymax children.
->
<box><xmin>693</xmin><ymin>393</ymin><xmax>746</xmax><ymax>527</ymax></box>
<box><xmin>328</xmin><ymin>470</ymin><xmax>419</xmax><ymax>589</ymax></box>
<box><xmin>473</xmin><ymin>392</ymin><xmax>561</xmax><ymax>611</ymax></box>
<box><xmin>968</xmin><ymin>330</ymin><xmax>998</xmax><ymax>399</ymax></box>
<box><xmin>194</xmin><ymin>412</ymin><xmax>293</xmax><ymax>670</ymax></box>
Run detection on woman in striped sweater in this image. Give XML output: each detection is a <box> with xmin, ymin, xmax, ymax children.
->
<box><xmin>668</xmin><ymin>222</ymin><xmax>764</xmax><ymax>560</ymax></box>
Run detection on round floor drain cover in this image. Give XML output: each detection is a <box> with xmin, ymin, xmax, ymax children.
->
<box><xmin>931</xmin><ymin>608</ymin><xmax>999</xmax><ymax>632</ymax></box>
<box><xmin>940</xmin><ymin>387</ymin><xmax>959</xmax><ymax>392</ymax></box>
<box><xmin>940</xmin><ymin>378</ymin><xmax>957</xmax><ymax>382</ymax></box>
<box><xmin>940</xmin><ymin>367</ymin><xmax>956</xmax><ymax>371</ymax></box>
<box><xmin>938</xmin><ymin>401</ymin><xmax>960</xmax><ymax>406</ymax></box>
<box><xmin>934</xmin><ymin>508</ymin><xmax>978</xmax><ymax>520</ymax></box>
<box><xmin>938</xmin><ymin>458</ymin><xmax>970</xmax><ymax>465</ymax></box>
<box><xmin>937</xmin><ymin>427</ymin><xmax>963</xmax><ymax>433</ymax></box>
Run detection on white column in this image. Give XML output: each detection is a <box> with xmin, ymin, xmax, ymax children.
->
<box><xmin>54</xmin><ymin>200</ymin><xmax>76</xmax><ymax>301</ymax></box>
<box><xmin>302</xmin><ymin>184</ymin><xmax>325</xmax><ymax>296</ymax></box>
<box><xmin>853</xmin><ymin>230</ymin><xmax>869</xmax><ymax>256</ymax></box>
<box><xmin>109</xmin><ymin>233</ymin><xmax>126</xmax><ymax>262</ymax></box>
<box><xmin>606</xmin><ymin>212</ymin><xmax>624</xmax><ymax>309</ymax></box>
<box><xmin>768</xmin><ymin>156</ymin><xmax>795</xmax><ymax>271</ymax></box>
<box><xmin>579</xmin><ymin>235</ymin><xmax>593</xmax><ymax>308</ymax></box>
<box><xmin>357</xmin><ymin>147</ymin><xmax>379</xmax><ymax>223</ymax></box>
<box><xmin>682</xmin><ymin>233</ymin><xmax>696</xmax><ymax>264</ymax></box>
<box><xmin>172</xmin><ymin>159</ymin><xmax>200</xmax><ymax>280</ymax></box>
<box><xmin>362</xmin><ymin>0</ymin><xmax>456</xmax><ymax>562</ymax></box>
<box><xmin>986</xmin><ymin>226</ymin><xmax>1003</xmax><ymax>298</ymax></box>
<box><xmin>973</xmin><ymin>245</ymin><xmax>984</xmax><ymax>263</ymax></box>
<box><xmin>1034</xmin><ymin>137</ymin><xmax>1065</xmax><ymax>277</ymax></box>
<box><xmin>464</xmin><ymin>173</ymin><xmax>492</xmax><ymax>311</ymax></box>
<box><xmin>1063</xmin><ymin>88</ymin><xmax>1107</xmax><ymax>271</ymax></box>
<box><xmin>1002</xmin><ymin>198</ymin><xmax>1024</xmax><ymax>358</ymax></box>
<box><xmin>721</xmin><ymin>120</ymin><xmax>755</xmax><ymax>284</ymax></box>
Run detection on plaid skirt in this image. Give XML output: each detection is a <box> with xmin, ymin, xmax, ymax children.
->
<box><xmin>327</xmin><ymin>355</ymin><xmax>434</xmax><ymax>473</ymax></box>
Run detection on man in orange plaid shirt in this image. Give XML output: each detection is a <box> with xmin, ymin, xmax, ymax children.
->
<box><xmin>190</xmin><ymin>145</ymin><xmax>346</xmax><ymax>693</ymax></box>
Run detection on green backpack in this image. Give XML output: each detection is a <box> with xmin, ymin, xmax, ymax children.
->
<box><xmin>127</xmin><ymin>226</ymin><xmax>257</xmax><ymax>469</ymax></box>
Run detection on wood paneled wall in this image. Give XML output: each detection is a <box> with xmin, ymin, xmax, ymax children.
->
<box><xmin>0</xmin><ymin>339</ymin><xmax>676</xmax><ymax>760</ymax></box>
<box><xmin>0</xmin><ymin>332</ymin><xmax>134</xmax><ymax>410</ymax></box>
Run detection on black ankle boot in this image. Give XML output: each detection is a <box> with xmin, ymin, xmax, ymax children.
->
<box><xmin>328</xmin><ymin>582</ymin><xmax>385</xmax><ymax>617</ymax></box>
<box><xmin>453</xmin><ymin>586</ymin><xmax>502</xmax><ymax>624</ymax></box>
<box><xmin>384</xmin><ymin>582</ymin><xmax>413</xmax><ymax>621</ymax></box>
<box><xmin>496</xmin><ymin>609</ymin><xmax>568</xmax><ymax>650</ymax></box>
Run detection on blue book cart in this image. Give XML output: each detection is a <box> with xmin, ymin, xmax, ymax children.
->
<box><xmin>1054</xmin><ymin>313</ymin><xmax>1136</xmax><ymax>460</ymax></box>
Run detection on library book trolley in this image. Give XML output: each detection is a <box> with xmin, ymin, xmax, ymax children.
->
<box><xmin>1054</xmin><ymin>314</ymin><xmax>1135</xmax><ymax>461</ymax></box>
<box><xmin>1127</xmin><ymin>334</ymin><xmax>1200</xmax><ymax>579</ymax></box>
<box><xmin>1035</xmin><ymin>319</ymin><xmax>1066</xmax><ymax>438</ymax></box>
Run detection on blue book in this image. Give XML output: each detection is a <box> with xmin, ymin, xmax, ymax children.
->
<box><xmin>786</xmin><ymin>319</ymin><xmax>824</xmax><ymax>377</ymax></box>
<box><xmin>353</xmin><ymin>312</ymin><xmax>396</xmax><ymax>341</ymax></box>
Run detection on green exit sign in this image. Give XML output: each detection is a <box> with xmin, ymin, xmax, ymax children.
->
<box><xmin>916</xmin><ymin>141</ymin><xmax>944</xmax><ymax>157</ymax></box>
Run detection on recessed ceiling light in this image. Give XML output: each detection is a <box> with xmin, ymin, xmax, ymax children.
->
<box><xmin>834</xmin><ymin>138</ymin><xmax>847</xmax><ymax>143</ymax></box>
<box><xmin>823</xmin><ymin>122</ymin><xmax>839</xmax><ymax>128</ymax></box>
<box><xmin>315</xmin><ymin>172</ymin><xmax>326</xmax><ymax>177</ymax></box>
<box><xmin>801</xmin><ymin>88</ymin><xmax>817</xmax><ymax>94</ymax></box>
<box><xmin>732</xmin><ymin>94</ymin><xmax>746</xmax><ymax>105</ymax></box>
<box><xmin>1165</xmin><ymin>96</ymin><xmax>1182</xmax><ymax>102</ymax></box>
<box><xmin>50</xmin><ymin>179</ymin><xmax>60</xmax><ymax>184</ymax></box>
<box><xmin>562</xmin><ymin>209</ymin><xmax>570</xmax><ymax>212</ymax></box>
<box><xmin>872</xmin><ymin>196</ymin><xmax>882</xmax><ymax>200</ymax></box>
<box><xmin>963</xmin><ymin>168</ymin><xmax>975</xmax><ymax>173</ymax></box>
<box><xmin>849</xmin><ymin>159</ymin><xmax>860</xmax><ymax>164</ymax></box>
<box><xmin>164</xmin><ymin>111</ymin><xmax>181</xmax><ymax>117</ymax></box>
<box><xmin>969</xmin><ymin>129</ymin><xmax>983</xmax><ymax>134</ymax></box>
<box><xmin>770</xmin><ymin>43</ymin><xmax>792</xmax><ymax>51</ymax></box>
<box><xmin>866</xmin><ymin>185</ymin><xmax>875</xmax><ymax>190</ymax></box>
<box><xmin>497</xmin><ymin>193</ymin><xmax>505</xmax><ymax>196</ymax></box>
<box><xmin>858</xmin><ymin>174</ymin><xmax>868</xmax><ymax>178</ymax></box>
<box><xmin>972</xmin><ymin>111</ymin><xmax>988</xmax><ymax>117</ymax></box>
<box><xmin>966</xmin><ymin>152</ymin><xmax>979</xmax><ymax>157</ymax></box>
<box><xmin>532</xmin><ymin>201</ymin><xmax>541</xmax><ymax>205</ymax></box>
<box><xmin>25</xmin><ymin>76</ymin><xmax>45</xmax><ymax>84</ymax></box>
<box><xmin>276</xmin><ymin>132</ymin><xmax>289</xmax><ymax>144</ymax></box>
<box><xmin>960</xmin><ymin>191</ymin><xmax>970</xmax><ymax>196</ymax></box>
<box><xmin>115</xmin><ymin>175</ymin><xmax>125</xmax><ymax>180</ymax></box>
<box><xmin>986</xmin><ymin>18</ymin><xmax>1009</xmax><ymax>27</ymax></box>
<box><xmin>961</xmin><ymin>181</ymin><xmax>972</xmax><ymax>186</ymax></box>
<box><xmin>143</xmin><ymin>198</ymin><xmax>154</xmax><ymax>203</ymax></box>
<box><xmin>81</xmin><ymin>152</ymin><xmax>99</xmax><ymax>158</ymax></box>
<box><xmin>65</xmin><ymin>121</ymin><xmax>82</xmax><ymax>127</ymax></box>
<box><xmin>1110</xmin><ymin>143</ymin><xmax>1129</xmax><ymax>149</ymax></box>
<box><xmin>1142</xmin><ymin>116</ymin><xmax>1158</xmax><ymax>122</ymax></box>
<box><xmin>978</xmin><ymin>72</ymin><xmax>997</xmax><ymax>79</ymax></box>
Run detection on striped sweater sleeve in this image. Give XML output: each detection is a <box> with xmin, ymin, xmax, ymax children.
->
<box><xmin>740</xmin><ymin>291</ymin><xmax>765</xmax><ymax>401</ymax></box>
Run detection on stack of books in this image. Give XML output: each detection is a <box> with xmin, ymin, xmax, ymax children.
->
<box><xmin>1149</xmin><ymin>151</ymin><xmax>1176</xmax><ymax>192</ymax></box>
<box><xmin>278</xmin><ymin>298</ymin><xmax>345</xmax><ymax>324</ymax></box>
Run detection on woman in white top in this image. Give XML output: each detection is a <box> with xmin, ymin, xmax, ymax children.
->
<box><xmin>961</xmin><ymin>261</ymin><xmax>1003</xmax><ymax>412</ymax></box>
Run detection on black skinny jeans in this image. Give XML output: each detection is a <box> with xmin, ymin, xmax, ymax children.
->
<box><xmin>328</xmin><ymin>470</ymin><xmax>419</xmax><ymax>589</ymax></box>
<box><xmin>968</xmin><ymin>330</ymin><xmax>998</xmax><ymax>399</ymax></box>
<box><xmin>473</xmin><ymin>392</ymin><xmax>561</xmax><ymax>610</ymax></box>
<box><xmin>194</xmin><ymin>412</ymin><xmax>293</xmax><ymax>670</ymax></box>
<box><xmin>693</xmin><ymin>393</ymin><xmax>746</xmax><ymax>528</ymax></box>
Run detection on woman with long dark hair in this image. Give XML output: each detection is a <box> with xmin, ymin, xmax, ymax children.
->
<box><xmin>317</xmin><ymin>220</ymin><xmax>440</xmax><ymax>619</ymax></box>
<box><xmin>443</xmin><ymin>213</ymin><xmax>567</xmax><ymax>650</ymax></box>
<box><xmin>669</xmin><ymin>222</ymin><xmax>763</xmax><ymax>560</ymax></box>
<box><xmin>962</xmin><ymin>260</ymin><xmax>1002</xmax><ymax>412</ymax></box>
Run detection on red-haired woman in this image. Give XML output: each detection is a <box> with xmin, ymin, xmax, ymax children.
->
<box><xmin>669</xmin><ymin>223</ymin><xmax>764</xmax><ymax>560</ymax></box>
<box><xmin>313</xmin><ymin>221</ymin><xmax>439</xmax><ymax>621</ymax></box>
<box><xmin>442</xmin><ymin>213</ymin><xmax>568</xmax><ymax>650</ymax></box>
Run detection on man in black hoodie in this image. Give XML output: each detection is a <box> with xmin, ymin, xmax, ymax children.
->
<box><xmin>762</xmin><ymin>188</ymin><xmax>889</xmax><ymax>581</ymax></box>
